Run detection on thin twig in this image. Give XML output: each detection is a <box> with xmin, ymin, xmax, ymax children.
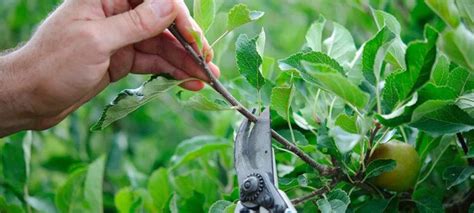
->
<box><xmin>362</xmin><ymin>122</ymin><xmax>382</xmax><ymax>167</ymax></box>
<box><xmin>291</xmin><ymin>186</ymin><xmax>330</xmax><ymax>205</ymax></box>
<box><xmin>167</xmin><ymin>23</ymin><xmax>333</xmax><ymax>175</ymax></box>
<box><xmin>456</xmin><ymin>133</ymin><xmax>474</xmax><ymax>166</ymax></box>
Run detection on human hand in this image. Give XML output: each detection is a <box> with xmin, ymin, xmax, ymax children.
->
<box><xmin>0</xmin><ymin>0</ymin><xmax>220</xmax><ymax>136</ymax></box>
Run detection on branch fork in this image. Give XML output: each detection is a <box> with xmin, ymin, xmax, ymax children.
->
<box><xmin>167</xmin><ymin>23</ymin><xmax>333</xmax><ymax>175</ymax></box>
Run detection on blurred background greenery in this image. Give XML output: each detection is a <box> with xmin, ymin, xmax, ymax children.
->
<box><xmin>0</xmin><ymin>0</ymin><xmax>442</xmax><ymax>212</ymax></box>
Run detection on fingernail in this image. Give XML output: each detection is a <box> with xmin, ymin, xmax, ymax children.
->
<box><xmin>151</xmin><ymin>0</ymin><xmax>174</xmax><ymax>18</ymax></box>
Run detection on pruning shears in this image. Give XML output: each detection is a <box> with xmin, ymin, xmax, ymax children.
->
<box><xmin>234</xmin><ymin>108</ymin><xmax>297</xmax><ymax>213</ymax></box>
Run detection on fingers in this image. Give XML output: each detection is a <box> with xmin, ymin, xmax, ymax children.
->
<box><xmin>108</xmin><ymin>45</ymin><xmax>135</xmax><ymax>82</ymax></box>
<box><xmin>135</xmin><ymin>33</ymin><xmax>221</xmax><ymax>81</ymax></box>
<box><xmin>95</xmin><ymin>0</ymin><xmax>178</xmax><ymax>51</ymax></box>
<box><xmin>174</xmin><ymin>0</ymin><xmax>213</xmax><ymax>62</ymax></box>
<box><xmin>131</xmin><ymin>52</ymin><xmax>205</xmax><ymax>91</ymax></box>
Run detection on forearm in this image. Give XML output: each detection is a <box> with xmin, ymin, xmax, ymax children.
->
<box><xmin>0</xmin><ymin>51</ymin><xmax>35</xmax><ymax>137</ymax></box>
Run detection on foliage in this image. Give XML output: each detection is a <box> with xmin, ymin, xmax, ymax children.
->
<box><xmin>1</xmin><ymin>0</ymin><xmax>474</xmax><ymax>212</ymax></box>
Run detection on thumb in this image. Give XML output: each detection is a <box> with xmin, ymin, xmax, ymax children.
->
<box><xmin>96</xmin><ymin>0</ymin><xmax>178</xmax><ymax>51</ymax></box>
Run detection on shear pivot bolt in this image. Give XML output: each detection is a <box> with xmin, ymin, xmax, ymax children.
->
<box><xmin>240</xmin><ymin>173</ymin><xmax>264</xmax><ymax>201</ymax></box>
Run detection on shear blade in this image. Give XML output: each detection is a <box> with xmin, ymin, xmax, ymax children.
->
<box><xmin>234</xmin><ymin>109</ymin><xmax>274</xmax><ymax>186</ymax></box>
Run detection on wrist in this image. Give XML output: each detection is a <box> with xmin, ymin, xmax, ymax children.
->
<box><xmin>0</xmin><ymin>50</ymin><xmax>37</xmax><ymax>137</ymax></box>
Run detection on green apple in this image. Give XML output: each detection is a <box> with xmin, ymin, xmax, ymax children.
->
<box><xmin>369</xmin><ymin>140</ymin><xmax>421</xmax><ymax>192</ymax></box>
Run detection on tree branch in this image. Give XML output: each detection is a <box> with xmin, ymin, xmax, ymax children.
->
<box><xmin>167</xmin><ymin>23</ymin><xmax>333</xmax><ymax>175</ymax></box>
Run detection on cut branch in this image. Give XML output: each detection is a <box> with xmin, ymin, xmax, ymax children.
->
<box><xmin>168</xmin><ymin>23</ymin><xmax>333</xmax><ymax>175</ymax></box>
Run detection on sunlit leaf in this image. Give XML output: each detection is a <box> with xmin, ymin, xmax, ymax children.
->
<box><xmin>372</xmin><ymin>9</ymin><xmax>406</xmax><ymax>69</ymax></box>
<box><xmin>323</xmin><ymin>22</ymin><xmax>357</xmax><ymax>67</ymax></box>
<box><xmin>439</xmin><ymin>24</ymin><xmax>474</xmax><ymax>71</ymax></box>
<box><xmin>226</xmin><ymin>4</ymin><xmax>264</xmax><ymax>31</ymax></box>
<box><xmin>425</xmin><ymin>0</ymin><xmax>460</xmax><ymax>28</ymax></box>
<box><xmin>271</xmin><ymin>86</ymin><xmax>294</xmax><ymax>120</ymax></box>
<box><xmin>306</xmin><ymin>16</ymin><xmax>326</xmax><ymax>52</ymax></box>
<box><xmin>193</xmin><ymin>0</ymin><xmax>215</xmax><ymax>32</ymax></box>
<box><xmin>302</xmin><ymin>62</ymin><xmax>369</xmax><ymax>109</ymax></box>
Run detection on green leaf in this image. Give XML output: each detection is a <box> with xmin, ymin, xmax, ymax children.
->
<box><xmin>412</xmin><ymin>186</ymin><xmax>444</xmax><ymax>213</ymax></box>
<box><xmin>226</xmin><ymin>4</ymin><xmax>264</xmax><ymax>31</ymax></box>
<box><xmin>55</xmin><ymin>168</ymin><xmax>87</xmax><ymax>213</ymax></box>
<box><xmin>278</xmin><ymin>129</ymin><xmax>309</xmax><ymax>145</ymax></box>
<box><xmin>271</xmin><ymin>86</ymin><xmax>294</xmax><ymax>120</ymax></box>
<box><xmin>193</xmin><ymin>0</ymin><xmax>215</xmax><ymax>33</ymax></box>
<box><xmin>26</xmin><ymin>196</ymin><xmax>56</xmax><ymax>213</ymax></box>
<box><xmin>439</xmin><ymin>24</ymin><xmax>474</xmax><ymax>71</ymax></box>
<box><xmin>172</xmin><ymin>171</ymin><xmax>220</xmax><ymax>210</ymax></box>
<box><xmin>409</xmin><ymin>100</ymin><xmax>474</xmax><ymax>134</ymax></box>
<box><xmin>170</xmin><ymin>136</ymin><xmax>231</xmax><ymax>169</ymax></box>
<box><xmin>55</xmin><ymin>156</ymin><xmax>106</xmax><ymax>213</ymax></box>
<box><xmin>91</xmin><ymin>76</ymin><xmax>184</xmax><ymax>131</ymax></box>
<box><xmin>279</xmin><ymin>51</ymin><xmax>344</xmax><ymax>74</ymax></box>
<box><xmin>0</xmin><ymin>184</ymin><xmax>25</xmax><ymax>213</ymax></box>
<box><xmin>335</xmin><ymin>114</ymin><xmax>358</xmax><ymax>133</ymax></box>
<box><xmin>355</xmin><ymin>198</ymin><xmax>393</xmax><ymax>213</ymax></box>
<box><xmin>457</xmin><ymin>93</ymin><xmax>474</xmax><ymax>117</ymax></box>
<box><xmin>362</xmin><ymin>26</ymin><xmax>395</xmax><ymax>85</ymax></box>
<box><xmin>262</xmin><ymin>56</ymin><xmax>276</xmax><ymax>81</ymax></box>
<box><xmin>236</xmin><ymin>34</ymin><xmax>265</xmax><ymax>90</ymax></box>
<box><xmin>177</xmin><ymin>89</ymin><xmax>230</xmax><ymax>111</ymax></box>
<box><xmin>330</xmin><ymin>126</ymin><xmax>364</xmax><ymax>153</ymax></box>
<box><xmin>435</xmin><ymin>66</ymin><xmax>471</xmax><ymax>94</ymax></box>
<box><xmin>323</xmin><ymin>22</ymin><xmax>357</xmax><ymax>66</ymax></box>
<box><xmin>443</xmin><ymin>166</ymin><xmax>474</xmax><ymax>189</ymax></box>
<box><xmin>382</xmin><ymin>26</ymin><xmax>438</xmax><ymax>110</ymax></box>
<box><xmin>189</xmin><ymin>29</ymin><xmax>204</xmax><ymax>53</ymax></box>
<box><xmin>173</xmin><ymin>192</ymin><xmax>206</xmax><ymax>213</ymax></box>
<box><xmin>1</xmin><ymin>132</ymin><xmax>31</xmax><ymax>193</ymax></box>
<box><xmin>148</xmin><ymin>168</ymin><xmax>172</xmax><ymax>211</ymax></box>
<box><xmin>256</xmin><ymin>28</ymin><xmax>266</xmax><ymax>57</ymax></box>
<box><xmin>456</xmin><ymin>0</ymin><xmax>474</xmax><ymax>25</ymax></box>
<box><xmin>426</xmin><ymin>0</ymin><xmax>460</xmax><ymax>28</ymax></box>
<box><xmin>431</xmin><ymin>55</ymin><xmax>451</xmax><ymax>85</ymax></box>
<box><xmin>372</xmin><ymin>9</ymin><xmax>407</xmax><ymax>69</ymax></box>
<box><xmin>223</xmin><ymin>204</ymin><xmax>236</xmax><ymax>213</ymax></box>
<box><xmin>209</xmin><ymin>200</ymin><xmax>232</xmax><ymax>213</ymax></box>
<box><xmin>316</xmin><ymin>189</ymin><xmax>350</xmax><ymax>213</ymax></box>
<box><xmin>114</xmin><ymin>188</ymin><xmax>143</xmax><ymax>213</ymax></box>
<box><xmin>377</xmin><ymin>83</ymin><xmax>458</xmax><ymax>127</ymax></box>
<box><xmin>306</xmin><ymin>16</ymin><xmax>326</xmax><ymax>52</ymax></box>
<box><xmin>84</xmin><ymin>155</ymin><xmax>105</xmax><ymax>212</ymax></box>
<box><xmin>365</xmin><ymin>159</ymin><xmax>396</xmax><ymax>179</ymax></box>
<box><xmin>302</xmin><ymin>63</ymin><xmax>369</xmax><ymax>109</ymax></box>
